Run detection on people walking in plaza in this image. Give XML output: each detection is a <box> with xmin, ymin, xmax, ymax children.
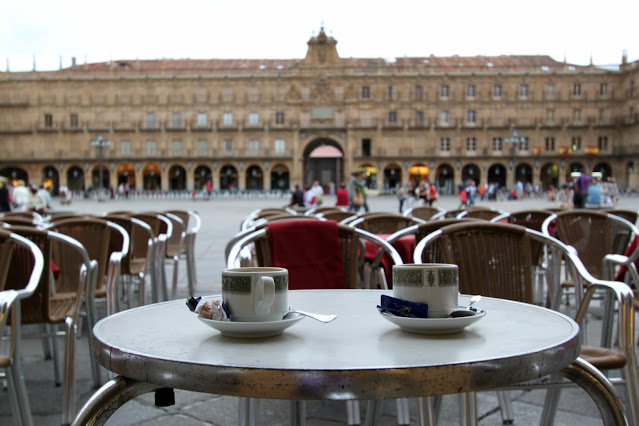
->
<box><xmin>289</xmin><ymin>183</ymin><xmax>304</xmax><ymax>208</ymax></box>
<box><xmin>311</xmin><ymin>180</ymin><xmax>324</xmax><ymax>206</ymax></box>
<box><xmin>458</xmin><ymin>183</ymin><xmax>468</xmax><ymax>208</ymax></box>
<box><xmin>335</xmin><ymin>183</ymin><xmax>349</xmax><ymax>207</ymax></box>
<box><xmin>12</xmin><ymin>180</ymin><xmax>30</xmax><ymax>211</ymax></box>
<box><xmin>349</xmin><ymin>170</ymin><xmax>369</xmax><ymax>212</ymax></box>
<box><xmin>572</xmin><ymin>172</ymin><xmax>593</xmax><ymax>209</ymax></box>
<box><xmin>27</xmin><ymin>184</ymin><xmax>47</xmax><ymax>214</ymax></box>
<box><xmin>0</xmin><ymin>176</ymin><xmax>11</xmax><ymax>212</ymax></box>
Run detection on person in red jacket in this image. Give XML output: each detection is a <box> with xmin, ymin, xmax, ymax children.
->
<box><xmin>335</xmin><ymin>182</ymin><xmax>349</xmax><ymax>206</ymax></box>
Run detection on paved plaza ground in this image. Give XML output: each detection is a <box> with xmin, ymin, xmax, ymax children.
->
<box><xmin>1</xmin><ymin>192</ymin><xmax>638</xmax><ymax>425</ymax></box>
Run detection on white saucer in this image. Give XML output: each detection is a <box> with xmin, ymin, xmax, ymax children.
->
<box><xmin>198</xmin><ymin>313</ymin><xmax>304</xmax><ymax>338</ymax></box>
<box><xmin>378</xmin><ymin>309</ymin><xmax>486</xmax><ymax>334</ymax></box>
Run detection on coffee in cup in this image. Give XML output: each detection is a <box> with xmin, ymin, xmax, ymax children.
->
<box><xmin>222</xmin><ymin>267</ymin><xmax>288</xmax><ymax>322</ymax></box>
<box><xmin>392</xmin><ymin>263</ymin><xmax>459</xmax><ymax>318</ymax></box>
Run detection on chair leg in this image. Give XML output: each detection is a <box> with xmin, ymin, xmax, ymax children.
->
<box><xmin>290</xmin><ymin>400</ymin><xmax>307</xmax><ymax>426</ymax></box>
<box><xmin>496</xmin><ymin>391</ymin><xmax>514</xmax><ymax>424</ymax></box>
<box><xmin>9</xmin><ymin>361</ymin><xmax>34</xmax><ymax>426</ymax></box>
<box><xmin>45</xmin><ymin>323</ymin><xmax>62</xmax><ymax>386</ymax></box>
<box><xmin>186</xmin><ymin>246</ymin><xmax>197</xmax><ymax>296</ymax></box>
<box><xmin>460</xmin><ymin>392</ymin><xmax>477</xmax><ymax>426</ymax></box>
<box><xmin>365</xmin><ymin>400</ymin><xmax>382</xmax><ymax>426</ymax></box>
<box><xmin>417</xmin><ymin>396</ymin><xmax>437</xmax><ymax>426</ymax></box>
<box><xmin>541</xmin><ymin>387</ymin><xmax>561</xmax><ymax>425</ymax></box>
<box><xmin>170</xmin><ymin>257</ymin><xmax>179</xmax><ymax>299</ymax></box>
<box><xmin>238</xmin><ymin>397</ymin><xmax>257</xmax><ymax>426</ymax></box>
<box><xmin>61</xmin><ymin>317</ymin><xmax>76</xmax><ymax>426</ymax></box>
<box><xmin>346</xmin><ymin>400</ymin><xmax>360</xmax><ymax>425</ymax></box>
<box><xmin>396</xmin><ymin>398</ymin><xmax>410</xmax><ymax>425</ymax></box>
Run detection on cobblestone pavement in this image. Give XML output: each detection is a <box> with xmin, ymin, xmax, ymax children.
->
<box><xmin>2</xmin><ymin>193</ymin><xmax>637</xmax><ymax>425</ymax></box>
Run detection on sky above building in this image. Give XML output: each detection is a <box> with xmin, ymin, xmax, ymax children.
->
<box><xmin>1</xmin><ymin>0</ymin><xmax>637</xmax><ymax>72</ymax></box>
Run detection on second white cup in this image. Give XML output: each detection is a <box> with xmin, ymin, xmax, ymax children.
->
<box><xmin>222</xmin><ymin>267</ymin><xmax>288</xmax><ymax>322</ymax></box>
<box><xmin>392</xmin><ymin>263</ymin><xmax>459</xmax><ymax>318</ymax></box>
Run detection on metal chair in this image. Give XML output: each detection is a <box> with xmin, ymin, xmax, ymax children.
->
<box><xmin>457</xmin><ymin>206</ymin><xmax>508</xmax><ymax>220</ymax></box>
<box><xmin>414</xmin><ymin>221</ymin><xmax>639</xmax><ymax>426</ymax></box>
<box><xmin>4</xmin><ymin>225</ymin><xmax>95</xmax><ymax>425</ymax></box>
<box><xmin>227</xmin><ymin>220</ymin><xmax>402</xmax><ymax>426</ymax></box>
<box><xmin>0</xmin><ymin>228</ymin><xmax>44</xmax><ymax>426</ymax></box>
<box><xmin>402</xmin><ymin>205</ymin><xmax>445</xmax><ymax>221</ymax></box>
<box><xmin>164</xmin><ymin>209</ymin><xmax>201</xmax><ymax>298</ymax></box>
<box><xmin>103</xmin><ymin>214</ymin><xmax>154</xmax><ymax>310</ymax></box>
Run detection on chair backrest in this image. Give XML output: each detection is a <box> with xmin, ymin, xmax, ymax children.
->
<box><xmin>0</xmin><ymin>211</ymin><xmax>45</xmax><ymax>224</ymax></box>
<box><xmin>607</xmin><ymin>209</ymin><xmax>638</xmax><ymax>226</ymax></box>
<box><xmin>319</xmin><ymin>210</ymin><xmax>358</xmax><ymax>222</ymax></box>
<box><xmin>544</xmin><ymin>209</ymin><xmax>637</xmax><ymax>279</ymax></box>
<box><xmin>348</xmin><ymin>213</ymin><xmax>425</xmax><ymax>234</ymax></box>
<box><xmin>403</xmin><ymin>206</ymin><xmax>445</xmax><ymax>221</ymax></box>
<box><xmin>416</xmin><ymin>222</ymin><xmax>537</xmax><ymax>303</ymax></box>
<box><xmin>0</xmin><ymin>216</ymin><xmax>39</xmax><ymax>227</ymax></box>
<box><xmin>103</xmin><ymin>214</ymin><xmax>153</xmax><ymax>275</ymax></box>
<box><xmin>50</xmin><ymin>218</ymin><xmax>113</xmax><ymax>290</ymax></box>
<box><xmin>458</xmin><ymin>206</ymin><xmax>507</xmax><ymax>220</ymax></box>
<box><xmin>162</xmin><ymin>212</ymin><xmax>186</xmax><ymax>257</ymax></box>
<box><xmin>4</xmin><ymin>225</ymin><xmax>89</xmax><ymax>323</ymax></box>
<box><xmin>227</xmin><ymin>220</ymin><xmax>401</xmax><ymax>290</ymax></box>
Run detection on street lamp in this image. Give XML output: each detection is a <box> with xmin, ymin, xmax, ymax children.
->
<box><xmin>90</xmin><ymin>134</ymin><xmax>111</xmax><ymax>201</ymax></box>
<box><xmin>504</xmin><ymin>128</ymin><xmax>525</xmax><ymax>184</ymax></box>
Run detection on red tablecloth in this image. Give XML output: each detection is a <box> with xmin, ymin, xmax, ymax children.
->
<box><xmin>268</xmin><ymin>221</ymin><xmax>347</xmax><ymax>290</ymax></box>
<box><xmin>615</xmin><ymin>234</ymin><xmax>639</xmax><ymax>284</ymax></box>
<box><xmin>364</xmin><ymin>233</ymin><xmax>415</xmax><ymax>288</ymax></box>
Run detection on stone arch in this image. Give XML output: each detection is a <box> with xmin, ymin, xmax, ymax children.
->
<box><xmin>303</xmin><ymin>138</ymin><xmax>344</xmax><ymax>190</ymax></box>
<box><xmin>270</xmin><ymin>164</ymin><xmax>290</xmax><ymax>191</ymax></box>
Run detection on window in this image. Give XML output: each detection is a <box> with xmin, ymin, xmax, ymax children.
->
<box><xmin>121</xmin><ymin>140</ymin><xmax>131</xmax><ymax>156</ymax></box>
<box><xmin>274</xmin><ymin>139</ymin><xmax>286</xmax><ymax>154</ymax></box>
<box><xmin>598</xmin><ymin>136</ymin><xmax>609</xmax><ymax>151</ymax></box>
<box><xmin>223</xmin><ymin>112</ymin><xmax>233</xmax><ymax>126</ymax></box>
<box><xmin>440</xmin><ymin>85</ymin><xmax>449</xmax><ymax>98</ymax></box>
<box><xmin>249</xmin><ymin>140</ymin><xmax>260</xmax><ymax>153</ymax></box>
<box><xmin>146</xmin><ymin>140</ymin><xmax>157</xmax><ymax>156</ymax></box>
<box><xmin>546</xmin><ymin>84</ymin><xmax>556</xmax><ymax>98</ymax></box>
<box><xmin>573</xmin><ymin>109</ymin><xmax>582</xmax><ymax>124</ymax></box>
<box><xmin>197</xmin><ymin>139</ymin><xmax>207</xmax><ymax>155</ymax></box>
<box><xmin>519</xmin><ymin>84</ymin><xmax>529</xmax><ymax>98</ymax></box>
<box><xmin>545</xmin><ymin>137</ymin><xmax>555</xmax><ymax>151</ymax></box>
<box><xmin>197</xmin><ymin>112</ymin><xmax>207</xmax><ymax>127</ymax></box>
<box><xmin>275</xmin><ymin>112</ymin><xmax>285</xmax><ymax>124</ymax></box>
<box><xmin>520</xmin><ymin>137</ymin><xmax>529</xmax><ymax>151</ymax></box>
<box><xmin>440</xmin><ymin>137</ymin><xmax>450</xmax><ymax>152</ymax></box>
<box><xmin>361</xmin><ymin>86</ymin><xmax>370</xmax><ymax>99</ymax></box>
<box><xmin>600</xmin><ymin>82</ymin><xmax>609</xmax><ymax>97</ymax></box>
<box><xmin>492</xmin><ymin>137</ymin><xmax>503</xmax><ymax>151</ymax></box>
<box><xmin>362</xmin><ymin>139</ymin><xmax>371</xmax><ymax>157</ymax></box>
<box><xmin>440</xmin><ymin>111</ymin><xmax>450</xmax><ymax>126</ymax></box>
<box><xmin>146</xmin><ymin>112</ymin><xmax>156</xmax><ymax>128</ymax></box>
<box><xmin>248</xmin><ymin>112</ymin><xmax>259</xmax><ymax>126</ymax></box>
<box><xmin>414</xmin><ymin>85</ymin><xmax>423</xmax><ymax>100</ymax></box>
<box><xmin>171</xmin><ymin>112</ymin><xmax>182</xmax><ymax>127</ymax></box>
<box><xmin>546</xmin><ymin>109</ymin><xmax>555</xmax><ymax>123</ymax></box>
<box><xmin>493</xmin><ymin>85</ymin><xmax>502</xmax><ymax>98</ymax></box>
<box><xmin>388</xmin><ymin>111</ymin><xmax>398</xmax><ymax>123</ymax></box>
<box><xmin>466</xmin><ymin>85</ymin><xmax>476</xmax><ymax>98</ymax></box>
<box><xmin>223</xmin><ymin>139</ymin><xmax>233</xmax><ymax>153</ymax></box>
<box><xmin>467</xmin><ymin>110</ymin><xmax>476</xmax><ymax>124</ymax></box>
<box><xmin>387</xmin><ymin>86</ymin><xmax>393</xmax><ymax>99</ymax></box>
<box><xmin>599</xmin><ymin>108</ymin><xmax>607</xmax><ymax>124</ymax></box>
<box><xmin>466</xmin><ymin>137</ymin><xmax>477</xmax><ymax>151</ymax></box>
<box><xmin>573</xmin><ymin>83</ymin><xmax>582</xmax><ymax>97</ymax></box>
<box><xmin>70</xmin><ymin>113</ymin><xmax>78</xmax><ymax>127</ymax></box>
<box><xmin>571</xmin><ymin>136</ymin><xmax>582</xmax><ymax>152</ymax></box>
<box><xmin>44</xmin><ymin>113</ymin><xmax>53</xmax><ymax>128</ymax></box>
<box><xmin>171</xmin><ymin>140</ymin><xmax>182</xmax><ymax>154</ymax></box>
<box><xmin>415</xmin><ymin>110</ymin><xmax>424</xmax><ymax>124</ymax></box>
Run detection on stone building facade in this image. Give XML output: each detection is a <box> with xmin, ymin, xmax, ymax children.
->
<box><xmin>1</xmin><ymin>28</ymin><xmax>638</xmax><ymax>195</ymax></box>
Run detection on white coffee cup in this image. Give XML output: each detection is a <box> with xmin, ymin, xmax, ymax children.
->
<box><xmin>392</xmin><ymin>263</ymin><xmax>459</xmax><ymax>318</ymax></box>
<box><xmin>222</xmin><ymin>267</ymin><xmax>288</xmax><ymax>322</ymax></box>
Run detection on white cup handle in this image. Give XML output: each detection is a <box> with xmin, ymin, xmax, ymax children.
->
<box><xmin>255</xmin><ymin>276</ymin><xmax>275</xmax><ymax>315</ymax></box>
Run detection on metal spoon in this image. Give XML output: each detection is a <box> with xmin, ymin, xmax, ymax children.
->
<box><xmin>449</xmin><ymin>295</ymin><xmax>482</xmax><ymax>318</ymax></box>
<box><xmin>284</xmin><ymin>308</ymin><xmax>337</xmax><ymax>323</ymax></box>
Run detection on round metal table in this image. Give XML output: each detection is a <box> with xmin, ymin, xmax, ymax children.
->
<box><xmin>75</xmin><ymin>290</ymin><xmax>627</xmax><ymax>425</ymax></box>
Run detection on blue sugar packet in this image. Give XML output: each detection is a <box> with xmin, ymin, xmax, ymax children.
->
<box><xmin>377</xmin><ymin>295</ymin><xmax>429</xmax><ymax>318</ymax></box>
